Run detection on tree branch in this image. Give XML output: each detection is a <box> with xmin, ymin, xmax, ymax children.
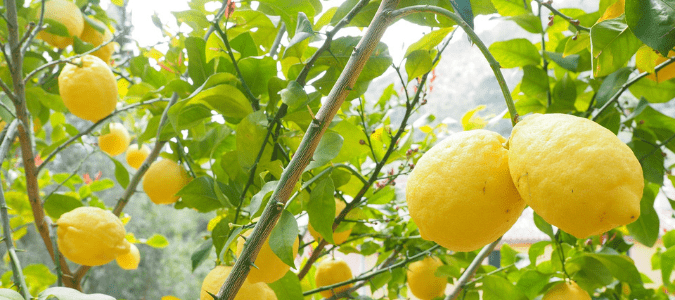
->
<box><xmin>538</xmin><ymin>1</ymin><xmax>552</xmax><ymax>107</ymax></box>
<box><xmin>36</xmin><ymin>98</ymin><xmax>167</xmax><ymax>173</ymax></box>
<box><xmin>0</xmin><ymin>121</ymin><xmax>31</xmax><ymax>300</ymax></box>
<box><xmin>592</xmin><ymin>57</ymin><xmax>675</xmax><ymax>121</ymax></box>
<box><xmin>269</xmin><ymin>23</ymin><xmax>286</xmax><ymax>57</ymax></box>
<box><xmin>20</xmin><ymin>0</ymin><xmax>46</xmax><ymax>56</ymax></box>
<box><xmin>390</xmin><ymin>6</ymin><xmax>519</xmax><ymax>125</ymax></box>
<box><xmin>4</xmin><ymin>0</ymin><xmax>76</xmax><ymax>288</ymax></box>
<box><xmin>533</xmin><ymin>0</ymin><xmax>590</xmax><ymax>32</ymax></box>
<box><xmin>0</xmin><ymin>79</ymin><xmax>17</xmax><ymax>106</ymax></box>
<box><xmin>74</xmin><ymin>93</ymin><xmax>179</xmax><ymax>283</ymax></box>
<box><xmin>211</xmin><ymin>23</ymin><xmax>260</xmax><ymax>111</ymax></box>
<box><xmin>444</xmin><ymin>238</ymin><xmax>500</xmax><ymax>300</ymax></box>
<box><xmin>215</xmin><ymin>1</ymin><xmax>401</xmax><ymax>299</ymax></box>
<box><xmin>23</xmin><ymin>33</ymin><xmax>120</xmax><ymax>84</ymax></box>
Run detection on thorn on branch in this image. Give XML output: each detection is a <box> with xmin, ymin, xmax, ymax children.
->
<box><xmin>249</xmin><ymin>261</ymin><xmax>259</xmax><ymax>269</ymax></box>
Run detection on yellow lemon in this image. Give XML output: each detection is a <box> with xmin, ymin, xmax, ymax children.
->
<box><xmin>58</xmin><ymin>55</ymin><xmax>118</xmax><ymax>122</ymax></box>
<box><xmin>56</xmin><ymin>206</ymin><xmax>130</xmax><ymax>266</ymax></box>
<box><xmin>200</xmin><ymin>265</ymin><xmax>270</xmax><ymax>300</ymax></box>
<box><xmin>126</xmin><ymin>144</ymin><xmax>151</xmax><ymax>169</ymax></box>
<box><xmin>543</xmin><ymin>281</ymin><xmax>591</xmax><ymax>300</ymax></box>
<box><xmin>407</xmin><ymin>256</ymin><xmax>447</xmax><ymax>300</ymax></box>
<box><xmin>315</xmin><ymin>258</ymin><xmax>353</xmax><ymax>299</ymax></box>
<box><xmin>36</xmin><ymin>0</ymin><xmax>84</xmax><ymax>48</ymax></box>
<box><xmin>405</xmin><ymin>130</ymin><xmax>525</xmax><ymax>252</ymax></box>
<box><xmin>508</xmin><ymin>113</ymin><xmax>643</xmax><ymax>238</ymax></box>
<box><xmin>80</xmin><ymin>18</ymin><xmax>115</xmax><ymax>64</ymax></box>
<box><xmin>161</xmin><ymin>296</ymin><xmax>181</xmax><ymax>300</ymax></box>
<box><xmin>142</xmin><ymin>159</ymin><xmax>191</xmax><ymax>204</ymax></box>
<box><xmin>98</xmin><ymin>123</ymin><xmax>130</xmax><ymax>157</ymax></box>
<box><xmin>236</xmin><ymin>229</ymin><xmax>299</xmax><ymax>283</ymax></box>
<box><xmin>115</xmin><ymin>243</ymin><xmax>140</xmax><ymax>270</ymax></box>
<box><xmin>263</xmin><ymin>284</ymin><xmax>277</xmax><ymax>300</ymax></box>
<box><xmin>308</xmin><ymin>198</ymin><xmax>352</xmax><ymax>245</ymax></box>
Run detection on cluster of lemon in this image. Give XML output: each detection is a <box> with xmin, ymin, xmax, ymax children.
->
<box><xmin>405</xmin><ymin>113</ymin><xmax>643</xmax><ymax>299</ymax></box>
<box><xmin>56</xmin><ymin>206</ymin><xmax>139</xmax><ymax>270</ymax></box>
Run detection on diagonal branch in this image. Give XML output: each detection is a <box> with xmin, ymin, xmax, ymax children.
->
<box><xmin>532</xmin><ymin>0</ymin><xmax>590</xmax><ymax>32</ymax></box>
<box><xmin>445</xmin><ymin>239</ymin><xmax>500</xmax><ymax>300</ymax></box>
<box><xmin>592</xmin><ymin>57</ymin><xmax>675</xmax><ymax>121</ymax></box>
<box><xmin>215</xmin><ymin>1</ymin><xmax>401</xmax><ymax>299</ymax></box>
<box><xmin>212</xmin><ymin>23</ymin><xmax>260</xmax><ymax>111</ymax></box>
<box><xmin>20</xmin><ymin>0</ymin><xmax>46</xmax><ymax>55</ymax></box>
<box><xmin>36</xmin><ymin>98</ymin><xmax>167</xmax><ymax>173</ymax></box>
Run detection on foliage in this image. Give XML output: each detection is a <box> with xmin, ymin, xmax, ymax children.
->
<box><xmin>0</xmin><ymin>0</ymin><xmax>673</xmax><ymax>299</ymax></box>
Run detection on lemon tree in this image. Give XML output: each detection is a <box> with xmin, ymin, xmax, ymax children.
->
<box><xmin>0</xmin><ymin>0</ymin><xmax>675</xmax><ymax>299</ymax></box>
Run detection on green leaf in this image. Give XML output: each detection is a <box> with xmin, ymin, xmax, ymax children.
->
<box><xmin>314</xmin><ymin>36</ymin><xmax>392</xmax><ymax>83</ymax></box>
<box><xmin>635</xmin><ymin>105</ymin><xmax>675</xmax><ymax>154</ymax></box>
<box><xmin>625</xmin><ymin>0</ymin><xmax>675</xmax><ymax>56</ymax></box>
<box><xmin>450</xmin><ymin>0</ymin><xmax>475</xmax><ymax>29</ymax></box>
<box><xmin>111</xmin><ymin>158</ymin><xmax>129</xmax><ymax>189</ymax></box>
<box><xmin>568</xmin><ymin>255</ymin><xmax>614</xmax><ymax>289</ymax></box>
<box><xmin>175</xmin><ymin>78</ymin><xmax>252</xmax><ymax>123</ymax></box>
<box><xmin>248</xmin><ymin>181</ymin><xmax>278</xmax><ymax>216</ymax></box>
<box><xmin>280</xmin><ymin>81</ymin><xmax>310</xmax><ymax>112</ymax></box>
<box><xmin>212</xmin><ymin>217</ymin><xmax>230</xmax><ymax>258</ymax></box>
<box><xmin>185</xmin><ymin>37</ymin><xmax>213</xmax><ymax>87</ymax></box>
<box><xmin>482</xmin><ymin>275</ymin><xmax>528</xmax><ymax>300</ymax></box>
<box><xmin>662</xmin><ymin>246</ymin><xmax>675</xmax><ymax>288</ymax></box>
<box><xmin>268</xmin><ymin>271</ymin><xmax>303</xmax><ymax>300</ymax></box>
<box><xmin>23</xmin><ymin>264</ymin><xmax>56</xmax><ymax>296</ymax></box>
<box><xmin>491</xmin><ymin>0</ymin><xmax>531</xmax><ymax>16</ymax></box>
<box><xmin>168</xmin><ymin>103</ymin><xmax>212</xmax><ymax>131</ymax></box>
<box><xmin>545</xmin><ymin>51</ymin><xmax>580</xmax><ymax>72</ymax></box>
<box><xmin>549</xmin><ymin>73</ymin><xmax>577</xmax><ymax>112</ymax></box>
<box><xmin>25</xmin><ymin>87</ymin><xmax>67</xmax><ymax>113</ymax></box>
<box><xmin>521</xmin><ymin>65</ymin><xmax>549</xmax><ymax>97</ymax></box>
<box><xmin>590</xmin><ymin>16</ymin><xmax>643</xmax><ymax>77</ymax></box>
<box><xmin>564</xmin><ymin>32</ymin><xmax>591</xmax><ymax>57</ymax></box>
<box><xmin>331</xmin><ymin>119</ymin><xmax>371</xmax><ymax>163</ymax></box>
<box><xmin>583</xmin><ymin>252</ymin><xmax>643</xmax><ymax>285</ymax></box>
<box><xmin>308</xmin><ymin>177</ymin><xmax>336</xmax><ymax>244</ymax></box>
<box><xmin>515</xmin><ymin>270</ymin><xmax>549</xmax><ymax>299</ymax></box>
<box><xmin>288</xmin><ymin>12</ymin><xmax>314</xmax><ymax>49</ymax></box>
<box><xmin>257</xmin><ymin>0</ymin><xmax>316</xmax><ymax>36</ymax></box>
<box><xmin>533</xmin><ymin>212</ymin><xmax>555</xmax><ymax>239</ymax></box>
<box><xmin>72</xmin><ymin>36</ymin><xmax>95</xmax><ymax>54</ymax></box>
<box><xmin>528</xmin><ymin>241</ymin><xmax>550</xmax><ymax>266</ymax></box>
<box><xmin>405</xmin><ymin>50</ymin><xmax>434</xmax><ymax>82</ymax></box>
<box><xmin>595</xmin><ymin>67</ymin><xmax>632</xmax><ymax>107</ymax></box>
<box><xmin>629</xmin><ymin>77</ymin><xmax>675</xmax><ymax>103</ymax></box>
<box><xmin>229</xmin><ymin>32</ymin><xmax>259</xmax><ymax>59</ymax></box>
<box><xmin>627</xmin><ymin>182</ymin><xmax>660</xmax><ymax>246</ymax></box>
<box><xmin>176</xmin><ymin>177</ymin><xmax>226</xmax><ymax>212</ymax></box>
<box><xmin>489</xmin><ymin>38</ymin><xmax>541</xmax><ymax>68</ymax></box>
<box><xmin>42</xmin><ymin>19</ymin><xmax>71</xmax><ymax>37</ymax></box>
<box><xmin>629</xmin><ymin>139</ymin><xmax>665</xmax><ymax>185</ymax></box>
<box><xmin>404</xmin><ymin>27</ymin><xmax>454</xmax><ymax>57</ymax></box>
<box><xmin>236</xmin><ymin>111</ymin><xmax>271</xmax><ymax>170</ymax></box>
<box><xmin>191</xmin><ymin>239</ymin><xmax>213</xmax><ymax>272</ymax></box>
<box><xmin>37</xmin><ymin>287</ymin><xmax>114</xmax><ymax>300</ymax></box>
<box><xmin>663</xmin><ymin>230</ymin><xmax>675</xmax><ymax>248</ymax></box>
<box><xmin>145</xmin><ymin>234</ymin><xmax>169</xmax><ymax>248</ymax></box>
<box><xmin>515</xmin><ymin>96</ymin><xmax>547</xmax><ymax>115</ymax></box>
<box><xmin>89</xmin><ymin>179</ymin><xmax>114</xmax><ymax>192</ymax></box>
<box><xmin>508</xmin><ymin>14</ymin><xmax>543</xmax><ymax>33</ymax></box>
<box><xmin>0</xmin><ymin>289</ymin><xmax>24</xmax><ymax>300</ymax></box>
<box><xmin>306</xmin><ymin>131</ymin><xmax>344</xmax><ymax>170</ymax></box>
<box><xmin>238</xmin><ymin>56</ymin><xmax>277</xmax><ymax>97</ymax></box>
<box><xmin>269</xmin><ymin>210</ymin><xmax>299</xmax><ymax>268</ymax></box>
<box><xmin>43</xmin><ymin>193</ymin><xmax>82</xmax><ymax>219</ymax></box>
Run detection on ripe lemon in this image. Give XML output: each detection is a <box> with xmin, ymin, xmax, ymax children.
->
<box><xmin>36</xmin><ymin>0</ymin><xmax>84</xmax><ymax>48</ymax></box>
<box><xmin>80</xmin><ymin>18</ymin><xmax>115</xmax><ymax>64</ymax></box>
<box><xmin>142</xmin><ymin>159</ymin><xmax>191</xmax><ymax>205</ymax></box>
<box><xmin>200</xmin><ymin>265</ymin><xmax>271</xmax><ymax>300</ymax></box>
<box><xmin>508</xmin><ymin>113</ymin><xmax>643</xmax><ymax>238</ymax></box>
<box><xmin>543</xmin><ymin>281</ymin><xmax>591</xmax><ymax>300</ymax></box>
<box><xmin>639</xmin><ymin>50</ymin><xmax>675</xmax><ymax>83</ymax></box>
<box><xmin>235</xmin><ymin>229</ymin><xmax>299</xmax><ymax>283</ymax></box>
<box><xmin>263</xmin><ymin>284</ymin><xmax>277</xmax><ymax>300</ymax></box>
<box><xmin>126</xmin><ymin>144</ymin><xmax>151</xmax><ymax>169</ymax></box>
<box><xmin>161</xmin><ymin>296</ymin><xmax>181</xmax><ymax>300</ymax></box>
<box><xmin>115</xmin><ymin>243</ymin><xmax>140</xmax><ymax>270</ymax></box>
<box><xmin>308</xmin><ymin>198</ymin><xmax>352</xmax><ymax>245</ymax></box>
<box><xmin>407</xmin><ymin>256</ymin><xmax>446</xmax><ymax>300</ymax></box>
<box><xmin>58</xmin><ymin>55</ymin><xmax>118</xmax><ymax>122</ymax></box>
<box><xmin>405</xmin><ymin>130</ymin><xmax>525</xmax><ymax>252</ymax></box>
<box><xmin>315</xmin><ymin>258</ymin><xmax>353</xmax><ymax>299</ymax></box>
<box><xmin>56</xmin><ymin>206</ymin><xmax>130</xmax><ymax>266</ymax></box>
<box><xmin>98</xmin><ymin>123</ymin><xmax>130</xmax><ymax>157</ymax></box>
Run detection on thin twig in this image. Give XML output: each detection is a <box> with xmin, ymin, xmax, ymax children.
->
<box><xmin>304</xmin><ymin>245</ymin><xmax>439</xmax><ymax>297</ymax></box>
<box><xmin>21</xmin><ymin>0</ymin><xmax>46</xmax><ymax>56</ymax></box>
<box><xmin>639</xmin><ymin>133</ymin><xmax>675</xmax><ymax>163</ymax></box>
<box><xmin>444</xmin><ymin>239</ymin><xmax>500</xmax><ymax>300</ymax></box>
<box><xmin>533</xmin><ymin>0</ymin><xmax>590</xmax><ymax>32</ymax></box>
<box><xmin>211</xmin><ymin>23</ymin><xmax>260</xmax><ymax>111</ymax></box>
<box><xmin>215</xmin><ymin>1</ymin><xmax>401</xmax><ymax>299</ymax></box>
<box><xmin>0</xmin><ymin>80</ymin><xmax>17</xmax><ymax>105</ymax></box>
<box><xmin>43</xmin><ymin>151</ymin><xmax>94</xmax><ymax>202</ymax></box>
<box><xmin>538</xmin><ymin>1</ymin><xmax>552</xmax><ymax>107</ymax></box>
<box><xmin>37</xmin><ymin>98</ymin><xmax>167</xmax><ymax>173</ymax></box>
<box><xmin>24</xmin><ymin>33</ymin><xmax>120</xmax><ymax>84</ymax></box>
<box><xmin>592</xmin><ymin>57</ymin><xmax>675</xmax><ymax>121</ymax></box>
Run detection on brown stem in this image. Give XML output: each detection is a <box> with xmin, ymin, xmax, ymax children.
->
<box><xmin>444</xmin><ymin>239</ymin><xmax>500</xmax><ymax>300</ymax></box>
<box><xmin>3</xmin><ymin>0</ymin><xmax>77</xmax><ymax>289</ymax></box>
<box><xmin>215</xmin><ymin>1</ymin><xmax>401</xmax><ymax>299</ymax></box>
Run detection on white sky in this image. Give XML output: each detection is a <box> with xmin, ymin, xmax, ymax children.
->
<box><xmin>97</xmin><ymin>0</ymin><xmax>503</xmax><ymax>63</ymax></box>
